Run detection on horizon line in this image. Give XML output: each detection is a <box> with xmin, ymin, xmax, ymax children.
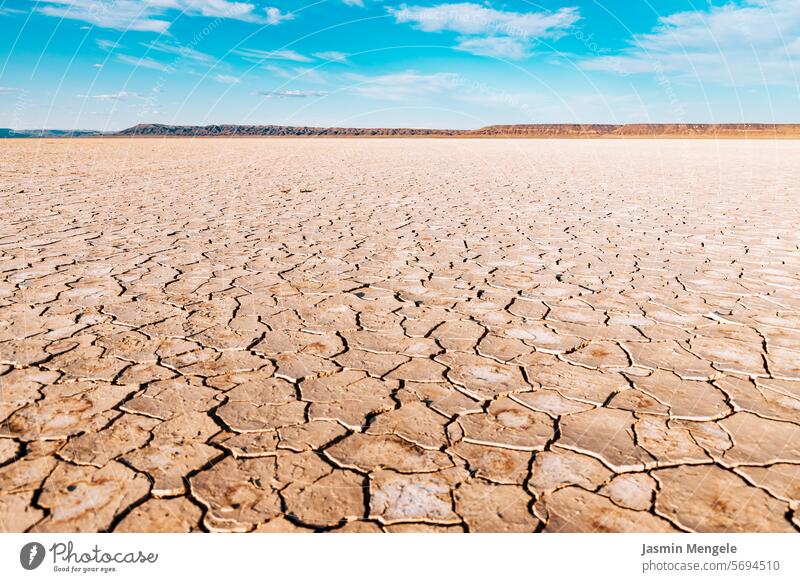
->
<box><xmin>5</xmin><ymin>121</ymin><xmax>800</xmax><ymax>133</ymax></box>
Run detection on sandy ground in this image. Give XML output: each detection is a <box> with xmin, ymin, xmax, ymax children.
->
<box><xmin>0</xmin><ymin>138</ymin><xmax>799</xmax><ymax>533</ymax></box>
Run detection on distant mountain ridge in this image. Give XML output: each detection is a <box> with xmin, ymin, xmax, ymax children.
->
<box><xmin>116</xmin><ymin>124</ymin><xmax>465</xmax><ymax>136</ymax></box>
<box><xmin>0</xmin><ymin>127</ymin><xmax>104</xmax><ymax>138</ymax></box>
<box><xmin>116</xmin><ymin>123</ymin><xmax>800</xmax><ymax>138</ymax></box>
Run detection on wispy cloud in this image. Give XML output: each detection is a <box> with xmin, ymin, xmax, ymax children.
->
<box><xmin>96</xmin><ymin>39</ymin><xmax>120</xmax><ymax>52</ymax></box>
<box><xmin>455</xmin><ymin>36</ymin><xmax>528</xmax><ymax>59</ymax></box>
<box><xmin>85</xmin><ymin>90</ymin><xmax>142</xmax><ymax>101</ymax></box>
<box><xmin>235</xmin><ymin>48</ymin><xmax>314</xmax><ymax>63</ymax></box>
<box><xmin>264</xmin><ymin>64</ymin><xmax>325</xmax><ymax>84</ymax></box>
<box><xmin>313</xmin><ymin>51</ymin><xmax>349</xmax><ymax>63</ymax></box>
<box><xmin>40</xmin><ymin>1</ymin><xmax>171</xmax><ymax>33</ymax></box>
<box><xmin>37</xmin><ymin>1</ymin><xmax>292</xmax><ymax>33</ymax></box>
<box><xmin>0</xmin><ymin>7</ymin><xmax>27</xmax><ymax>16</ymax></box>
<box><xmin>390</xmin><ymin>3</ymin><xmax>578</xmax><ymax>37</ymax></box>
<box><xmin>0</xmin><ymin>87</ymin><xmax>21</xmax><ymax>94</ymax></box>
<box><xmin>581</xmin><ymin>0</ymin><xmax>800</xmax><ymax>85</ymax></box>
<box><xmin>117</xmin><ymin>54</ymin><xmax>170</xmax><ymax>72</ymax></box>
<box><xmin>214</xmin><ymin>74</ymin><xmax>240</xmax><ymax>84</ymax></box>
<box><xmin>144</xmin><ymin>40</ymin><xmax>214</xmax><ymax>64</ymax></box>
<box><xmin>390</xmin><ymin>2</ymin><xmax>578</xmax><ymax>59</ymax></box>
<box><xmin>256</xmin><ymin>89</ymin><xmax>329</xmax><ymax>98</ymax></box>
<box><xmin>348</xmin><ymin>70</ymin><xmax>460</xmax><ymax>100</ymax></box>
<box><xmin>581</xmin><ymin>56</ymin><xmax>660</xmax><ymax>75</ymax></box>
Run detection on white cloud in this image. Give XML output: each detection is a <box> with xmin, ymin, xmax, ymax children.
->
<box><xmin>144</xmin><ymin>40</ymin><xmax>214</xmax><ymax>64</ymax></box>
<box><xmin>0</xmin><ymin>87</ymin><xmax>21</xmax><ymax>94</ymax></box>
<box><xmin>456</xmin><ymin>90</ymin><xmax>531</xmax><ymax>107</ymax></box>
<box><xmin>96</xmin><ymin>39</ymin><xmax>120</xmax><ymax>52</ymax></box>
<box><xmin>313</xmin><ymin>51</ymin><xmax>348</xmax><ymax>62</ymax></box>
<box><xmin>390</xmin><ymin>3</ymin><xmax>578</xmax><ymax>38</ymax></box>
<box><xmin>389</xmin><ymin>3</ymin><xmax>579</xmax><ymax>60</ymax></box>
<box><xmin>787</xmin><ymin>37</ymin><xmax>800</xmax><ymax>56</ymax></box>
<box><xmin>348</xmin><ymin>70</ymin><xmax>460</xmax><ymax>100</ymax></box>
<box><xmin>581</xmin><ymin>0</ymin><xmax>800</xmax><ymax>84</ymax></box>
<box><xmin>174</xmin><ymin>0</ymin><xmax>254</xmax><ymax>19</ymax></box>
<box><xmin>40</xmin><ymin>1</ymin><xmax>170</xmax><ymax>33</ymax></box>
<box><xmin>264</xmin><ymin>65</ymin><xmax>325</xmax><ymax>84</ymax></box>
<box><xmin>87</xmin><ymin>90</ymin><xmax>141</xmax><ymax>101</ymax></box>
<box><xmin>214</xmin><ymin>74</ymin><xmax>240</xmax><ymax>84</ymax></box>
<box><xmin>581</xmin><ymin>56</ymin><xmax>661</xmax><ymax>75</ymax></box>
<box><xmin>265</xmin><ymin>7</ymin><xmax>293</xmax><ymax>26</ymax></box>
<box><xmin>455</xmin><ymin>36</ymin><xmax>527</xmax><ymax>59</ymax></box>
<box><xmin>0</xmin><ymin>7</ymin><xmax>26</xmax><ymax>16</ymax></box>
<box><xmin>256</xmin><ymin>89</ymin><xmax>329</xmax><ymax>98</ymax></box>
<box><xmin>117</xmin><ymin>54</ymin><xmax>170</xmax><ymax>72</ymax></box>
<box><xmin>37</xmin><ymin>1</ymin><xmax>290</xmax><ymax>33</ymax></box>
<box><xmin>235</xmin><ymin>48</ymin><xmax>313</xmax><ymax>63</ymax></box>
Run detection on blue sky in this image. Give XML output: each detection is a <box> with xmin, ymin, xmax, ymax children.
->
<box><xmin>0</xmin><ymin>1</ymin><xmax>798</xmax><ymax>129</ymax></box>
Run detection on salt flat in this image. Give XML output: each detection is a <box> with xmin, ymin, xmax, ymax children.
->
<box><xmin>1</xmin><ymin>138</ymin><xmax>799</xmax><ymax>533</ymax></box>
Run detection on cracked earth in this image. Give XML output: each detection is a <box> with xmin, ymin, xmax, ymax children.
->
<box><xmin>1</xmin><ymin>138</ymin><xmax>799</xmax><ymax>533</ymax></box>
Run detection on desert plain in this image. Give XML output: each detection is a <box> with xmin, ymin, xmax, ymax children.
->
<box><xmin>0</xmin><ymin>137</ymin><xmax>799</xmax><ymax>533</ymax></box>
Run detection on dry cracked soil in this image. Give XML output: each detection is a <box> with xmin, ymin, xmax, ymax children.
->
<box><xmin>1</xmin><ymin>138</ymin><xmax>799</xmax><ymax>533</ymax></box>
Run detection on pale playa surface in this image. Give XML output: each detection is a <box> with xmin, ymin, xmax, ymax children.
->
<box><xmin>1</xmin><ymin>138</ymin><xmax>799</xmax><ymax>533</ymax></box>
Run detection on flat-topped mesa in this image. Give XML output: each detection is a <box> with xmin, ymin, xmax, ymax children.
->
<box><xmin>114</xmin><ymin>123</ymin><xmax>800</xmax><ymax>138</ymax></box>
<box><xmin>472</xmin><ymin>124</ymin><xmax>619</xmax><ymax>136</ymax></box>
<box><xmin>615</xmin><ymin>123</ymin><xmax>800</xmax><ymax>137</ymax></box>
<box><xmin>474</xmin><ymin>123</ymin><xmax>800</xmax><ymax>137</ymax></box>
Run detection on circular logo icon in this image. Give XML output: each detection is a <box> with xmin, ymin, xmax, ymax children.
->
<box><xmin>20</xmin><ymin>542</ymin><xmax>46</xmax><ymax>570</ymax></box>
